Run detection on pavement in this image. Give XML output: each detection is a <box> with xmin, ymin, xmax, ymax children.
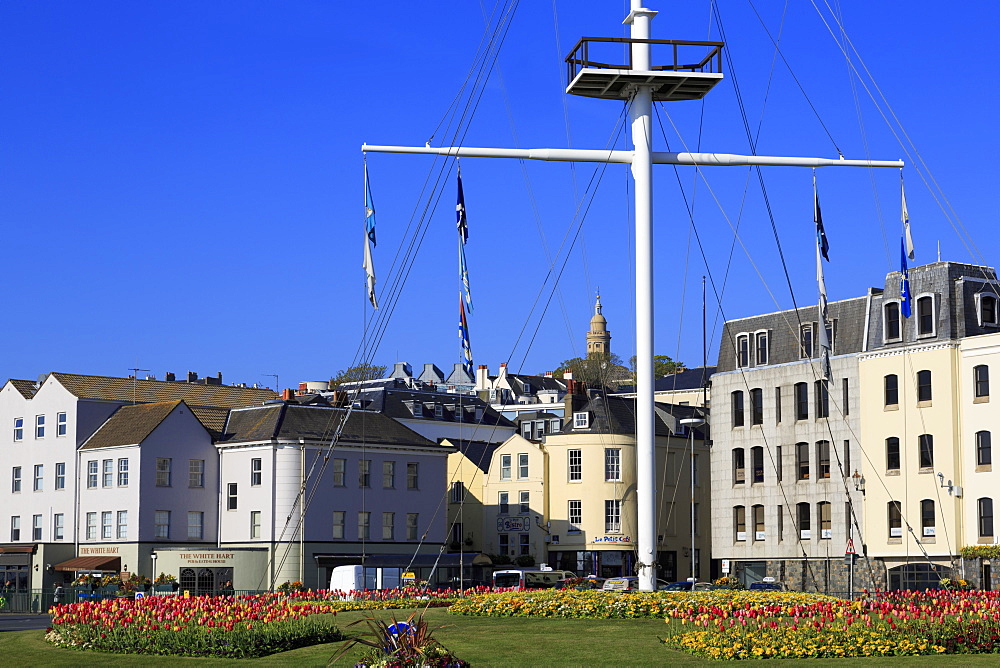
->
<box><xmin>0</xmin><ymin>614</ymin><xmax>51</xmax><ymax>632</ymax></box>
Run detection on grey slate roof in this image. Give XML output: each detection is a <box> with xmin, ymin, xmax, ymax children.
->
<box><xmin>866</xmin><ymin>261</ymin><xmax>999</xmax><ymax>349</ymax></box>
<box><xmin>615</xmin><ymin>366</ymin><xmax>715</xmax><ymax>394</ymax></box>
<box><xmin>219</xmin><ymin>402</ymin><xmax>437</xmax><ymax>448</ymax></box>
<box><xmin>355</xmin><ymin>388</ymin><xmax>515</xmax><ymax>428</ymax></box>
<box><xmin>562</xmin><ymin>393</ymin><xmax>705</xmax><ymax>438</ymax></box>
<box><xmin>444</xmin><ymin>439</ymin><xmax>500</xmax><ymax>474</ymax></box>
<box><xmin>717</xmin><ymin>296</ymin><xmax>868</xmax><ymax>373</ymax></box>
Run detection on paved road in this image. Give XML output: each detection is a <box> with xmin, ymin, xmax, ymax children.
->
<box><xmin>0</xmin><ymin>614</ymin><xmax>51</xmax><ymax>632</ymax></box>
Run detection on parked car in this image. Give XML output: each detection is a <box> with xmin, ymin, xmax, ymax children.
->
<box><xmin>661</xmin><ymin>581</ymin><xmax>718</xmax><ymax>592</ymax></box>
<box><xmin>601</xmin><ymin>577</ymin><xmax>673</xmax><ymax>591</ymax></box>
<box><xmin>748</xmin><ymin>580</ymin><xmax>789</xmax><ymax>592</ymax></box>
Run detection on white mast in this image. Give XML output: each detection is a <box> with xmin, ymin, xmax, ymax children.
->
<box><xmin>363</xmin><ymin>2</ymin><xmax>901</xmax><ymax>592</ymax></box>
<box><xmin>627</xmin><ymin>0</ymin><xmax>658</xmax><ymax>593</ymax></box>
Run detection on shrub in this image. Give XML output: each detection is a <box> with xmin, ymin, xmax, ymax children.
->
<box><xmin>332</xmin><ymin>612</ymin><xmax>468</xmax><ymax>667</ymax></box>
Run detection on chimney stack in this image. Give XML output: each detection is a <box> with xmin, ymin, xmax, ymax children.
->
<box><xmin>282</xmin><ymin>388</ymin><xmax>295</xmax><ymax>401</ymax></box>
<box><xmin>187</xmin><ymin>371</ymin><xmax>198</xmax><ymax>383</ymax></box>
<box><xmin>165</xmin><ymin>372</ymin><xmax>176</xmax><ymax>382</ymax></box>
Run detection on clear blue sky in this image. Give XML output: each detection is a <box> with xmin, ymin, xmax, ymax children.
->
<box><xmin>2</xmin><ymin>1</ymin><xmax>997</xmax><ymax>389</ymax></box>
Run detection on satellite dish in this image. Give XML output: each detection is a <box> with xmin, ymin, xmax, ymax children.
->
<box><xmin>34</xmin><ymin>373</ymin><xmax>48</xmax><ymax>389</ymax></box>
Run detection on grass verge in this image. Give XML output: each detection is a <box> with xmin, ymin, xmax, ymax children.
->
<box><xmin>4</xmin><ymin>608</ymin><xmax>1000</xmax><ymax>666</ymax></box>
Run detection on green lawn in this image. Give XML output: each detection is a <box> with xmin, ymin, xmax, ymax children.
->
<box><xmin>5</xmin><ymin>608</ymin><xmax>1000</xmax><ymax>666</ymax></box>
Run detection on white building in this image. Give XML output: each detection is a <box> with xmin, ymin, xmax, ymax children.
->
<box><xmin>216</xmin><ymin>399</ymin><xmax>452</xmax><ymax>590</ymax></box>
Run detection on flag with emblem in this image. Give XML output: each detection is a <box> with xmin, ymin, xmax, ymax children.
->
<box><xmin>459</xmin><ymin>295</ymin><xmax>473</xmax><ymax>379</ymax></box>
<box><xmin>363</xmin><ymin>163</ymin><xmax>378</xmax><ymax>308</ymax></box>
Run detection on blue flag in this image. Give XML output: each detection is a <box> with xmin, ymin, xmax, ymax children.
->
<box><xmin>459</xmin><ymin>296</ymin><xmax>473</xmax><ymax>379</ymax></box>
<box><xmin>900</xmin><ymin>236</ymin><xmax>912</xmax><ymax>318</ymax></box>
<box><xmin>365</xmin><ymin>163</ymin><xmax>376</xmax><ymax>246</ymax></box>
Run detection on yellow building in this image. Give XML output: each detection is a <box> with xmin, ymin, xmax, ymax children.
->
<box><xmin>480</xmin><ymin>387</ymin><xmax>711</xmax><ymax>580</ymax></box>
<box><xmin>859</xmin><ymin>261</ymin><xmax>1000</xmax><ymax>589</ymax></box>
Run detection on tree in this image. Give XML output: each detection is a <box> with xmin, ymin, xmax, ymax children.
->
<box><xmin>551</xmin><ymin>353</ymin><xmax>629</xmax><ymax>388</ymax></box>
<box><xmin>330</xmin><ymin>363</ymin><xmax>387</xmax><ymax>387</ymax></box>
<box><xmin>629</xmin><ymin>354</ymin><xmax>686</xmax><ymax>379</ymax></box>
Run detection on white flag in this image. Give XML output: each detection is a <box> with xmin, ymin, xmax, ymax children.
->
<box><xmin>363</xmin><ymin>229</ymin><xmax>378</xmax><ymax>309</ymax></box>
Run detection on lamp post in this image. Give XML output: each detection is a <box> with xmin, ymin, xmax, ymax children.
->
<box><xmin>679</xmin><ymin>417</ymin><xmax>706</xmax><ymax>582</ymax></box>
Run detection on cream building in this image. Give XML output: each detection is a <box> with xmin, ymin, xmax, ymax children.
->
<box><xmin>858</xmin><ymin>261</ymin><xmax>999</xmax><ymax>589</ymax></box>
<box><xmin>479</xmin><ymin>386</ymin><xmax>711</xmax><ymax>580</ymax></box>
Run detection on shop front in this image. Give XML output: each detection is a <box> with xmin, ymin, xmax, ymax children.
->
<box><xmin>0</xmin><ymin>545</ymin><xmax>35</xmax><ymax>593</ymax></box>
<box><xmin>153</xmin><ymin>548</ymin><xmax>268</xmax><ymax>593</ymax></box>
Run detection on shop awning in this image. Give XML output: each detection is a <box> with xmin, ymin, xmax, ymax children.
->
<box><xmin>54</xmin><ymin>556</ymin><xmax>121</xmax><ymax>572</ymax></box>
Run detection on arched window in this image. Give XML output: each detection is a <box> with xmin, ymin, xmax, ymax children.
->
<box><xmin>816</xmin><ymin>441</ymin><xmax>831</xmax><ymax>479</ymax></box>
<box><xmin>818</xmin><ymin>501</ymin><xmax>832</xmax><ymax>538</ymax></box>
<box><xmin>750</xmin><ymin>388</ymin><xmax>763</xmax><ymax>425</ymax></box>
<box><xmin>886</xmin><ymin>437</ymin><xmax>901</xmax><ymax>471</ymax></box>
<box><xmin>731</xmin><ymin>391</ymin><xmax>744</xmax><ymax>427</ymax></box>
<box><xmin>979</xmin><ymin>498</ymin><xmax>994</xmax><ymax>538</ymax></box>
<box><xmin>732</xmin><ymin>448</ymin><xmax>745</xmax><ymax>485</ymax></box>
<box><xmin>794</xmin><ymin>383</ymin><xmax>809</xmax><ymax>420</ymax></box>
<box><xmin>917</xmin><ymin>370</ymin><xmax>932</xmax><ymax>402</ymax></box>
<box><xmin>752</xmin><ymin>505</ymin><xmax>765</xmax><ymax>540</ymax></box>
<box><xmin>887</xmin><ymin>501</ymin><xmax>902</xmax><ymax>537</ymax></box>
<box><xmin>751</xmin><ymin>446</ymin><xmax>764</xmax><ymax>483</ymax></box>
<box><xmin>795</xmin><ymin>442</ymin><xmax>809</xmax><ymax>480</ymax></box>
<box><xmin>814</xmin><ymin>381</ymin><xmax>829</xmax><ymax>418</ymax></box>
<box><xmin>975</xmin><ymin>365</ymin><xmax>990</xmax><ymax>398</ymax></box>
<box><xmin>884</xmin><ymin>374</ymin><xmax>898</xmax><ymax>406</ymax></box>
<box><xmin>918</xmin><ymin>434</ymin><xmax>934</xmax><ymax>468</ymax></box>
<box><xmin>797</xmin><ymin>502</ymin><xmax>811</xmax><ymax>539</ymax></box>
<box><xmin>977</xmin><ymin>431</ymin><xmax>992</xmax><ymax>467</ymax></box>
<box><xmin>920</xmin><ymin>499</ymin><xmax>936</xmax><ymax>537</ymax></box>
<box><xmin>733</xmin><ymin>506</ymin><xmax>746</xmax><ymax>541</ymax></box>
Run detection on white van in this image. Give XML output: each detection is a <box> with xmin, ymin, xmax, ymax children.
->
<box><xmin>492</xmin><ymin>569</ymin><xmax>574</xmax><ymax>589</ymax></box>
<box><xmin>329</xmin><ymin>565</ymin><xmax>402</xmax><ymax>597</ymax></box>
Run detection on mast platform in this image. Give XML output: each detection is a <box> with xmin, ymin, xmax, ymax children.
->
<box><xmin>565</xmin><ymin>37</ymin><xmax>724</xmax><ymax>101</ymax></box>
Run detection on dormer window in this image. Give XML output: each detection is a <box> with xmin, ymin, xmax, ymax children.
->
<box><xmin>574</xmin><ymin>412</ymin><xmax>590</xmax><ymax>429</ymax></box>
<box><xmin>978</xmin><ymin>293</ymin><xmax>999</xmax><ymax>327</ymax></box>
<box><xmin>916</xmin><ymin>295</ymin><xmax>935</xmax><ymax>336</ymax></box>
<box><xmin>800</xmin><ymin>324</ymin><xmax>814</xmax><ymax>358</ymax></box>
<box><xmin>434</xmin><ymin>404</ymin><xmax>443</xmax><ymax>419</ymax></box>
<box><xmin>736</xmin><ymin>334</ymin><xmax>750</xmax><ymax>368</ymax></box>
<box><xmin>884</xmin><ymin>301</ymin><xmax>901</xmax><ymax>341</ymax></box>
<box><xmin>755</xmin><ymin>331</ymin><xmax>769</xmax><ymax>366</ymax></box>
<box><xmin>521</xmin><ymin>423</ymin><xmax>532</xmax><ymax>438</ymax></box>
<box><xmin>523</xmin><ymin>383</ymin><xmax>533</xmax><ymax>395</ymax></box>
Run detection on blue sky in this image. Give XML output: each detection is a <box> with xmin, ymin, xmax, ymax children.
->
<box><xmin>2</xmin><ymin>1</ymin><xmax>997</xmax><ymax>389</ymax></box>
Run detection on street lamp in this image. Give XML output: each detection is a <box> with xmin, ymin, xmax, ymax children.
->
<box><xmin>679</xmin><ymin>417</ymin><xmax>706</xmax><ymax>582</ymax></box>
